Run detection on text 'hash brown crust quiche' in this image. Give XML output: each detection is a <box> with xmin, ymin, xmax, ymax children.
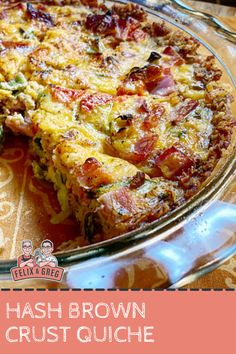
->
<box><xmin>0</xmin><ymin>0</ymin><xmax>235</xmax><ymax>243</ymax></box>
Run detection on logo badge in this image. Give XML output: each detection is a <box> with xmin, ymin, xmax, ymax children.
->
<box><xmin>11</xmin><ymin>239</ymin><xmax>64</xmax><ymax>282</ymax></box>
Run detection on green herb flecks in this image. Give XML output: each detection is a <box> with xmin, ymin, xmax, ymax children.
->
<box><xmin>0</xmin><ymin>73</ymin><xmax>27</xmax><ymax>91</ymax></box>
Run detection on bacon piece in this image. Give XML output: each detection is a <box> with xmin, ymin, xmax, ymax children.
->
<box><xmin>133</xmin><ymin>134</ymin><xmax>158</xmax><ymax>163</ymax></box>
<box><xmin>163</xmin><ymin>46</ymin><xmax>184</xmax><ymax>66</ymax></box>
<box><xmin>50</xmin><ymin>85</ymin><xmax>84</xmax><ymax>105</ymax></box>
<box><xmin>76</xmin><ymin>157</ymin><xmax>112</xmax><ymax>189</ymax></box>
<box><xmin>144</xmin><ymin>21</ymin><xmax>170</xmax><ymax>37</ymax></box>
<box><xmin>171</xmin><ymin>99</ymin><xmax>199</xmax><ymax>123</ymax></box>
<box><xmin>82</xmin><ymin>157</ymin><xmax>102</xmax><ymax>172</ymax></box>
<box><xmin>0</xmin><ymin>40</ymin><xmax>32</xmax><ymax>50</ymax></box>
<box><xmin>37</xmin><ymin>4</ymin><xmax>48</xmax><ymax>12</ymax></box>
<box><xmin>129</xmin><ymin>27</ymin><xmax>147</xmax><ymax>41</ymax></box>
<box><xmin>85</xmin><ymin>11</ymin><xmax>144</xmax><ymax>42</ymax></box>
<box><xmin>150</xmin><ymin>69</ymin><xmax>176</xmax><ymax>96</ymax></box>
<box><xmin>26</xmin><ymin>3</ymin><xmax>54</xmax><ymax>27</ymax></box>
<box><xmin>81</xmin><ymin>0</ymin><xmax>99</xmax><ymax>7</ymax></box>
<box><xmin>128</xmin><ymin>65</ymin><xmax>162</xmax><ymax>83</ymax></box>
<box><xmin>137</xmin><ymin>100</ymin><xmax>149</xmax><ymax>114</ymax></box>
<box><xmin>142</xmin><ymin>104</ymin><xmax>165</xmax><ymax>130</ymax></box>
<box><xmin>122</xmin><ymin>65</ymin><xmax>175</xmax><ymax>96</ymax></box>
<box><xmin>116</xmin><ymin>17</ymin><xmax>144</xmax><ymax>41</ymax></box>
<box><xmin>129</xmin><ymin>172</ymin><xmax>145</xmax><ymax>189</ymax></box>
<box><xmin>85</xmin><ymin>11</ymin><xmax>117</xmax><ymax>36</ymax></box>
<box><xmin>80</xmin><ymin>93</ymin><xmax>113</xmax><ymax>112</ymax></box>
<box><xmin>115</xmin><ymin>17</ymin><xmax>136</xmax><ymax>40</ymax></box>
<box><xmin>118</xmin><ymin>65</ymin><xmax>163</xmax><ymax>95</ymax></box>
<box><xmin>155</xmin><ymin>145</ymin><xmax>193</xmax><ymax>179</ymax></box>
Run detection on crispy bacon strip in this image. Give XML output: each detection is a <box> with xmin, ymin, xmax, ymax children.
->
<box><xmin>163</xmin><ymin>46</ymin><xmax>184</xmax><ymax>66</ymax></box>
<box><xmin>171</xmin><ymin>99</ymin><xmax>199</xmax><ymax>123</ymax></box>
<box><xmin>118</xmin><ymin>65</ymin><xmax>175</xmax><ymax>96</ymax></box>
<box><xmin>141</xmin><ymin>104</ymin><xmax>165</xmax><ymax>130</ymax></box>
<box><xmin>85</xmin><ymin>10</ymin><xmax>145</xmax><ymax>41</ymax></box>
<box><xmin>81</xmin><ymin>0</ymin><xmax>99</xmax><ymax>7</ymax></box>
<box><xmin>85</xmin><ymin>11</ymin><xmax>117</xmax><ymax>36</ymax></box>
<box><xmin>80</xmin><ymin>93</ymin><xmax>113</xmax><ymax>112</ymax></box>
<box><xmin>50</xmin><ymin>85</ymin><xmax>84</xmax><ymax>105</ymax></box>
<box><xmin>116</xmin><ymin>17</ymin><xmax>145</xmax><ymax>41</ymax></box>
<box><xmin>155</xmin><ymin>145</ymin><xmax>193</xmax><ymax>179</ymax></box>
<box><xmin>128</xmin><ymin>65</ymin><xmax>162</xmax><ymax>83</ymax></box>
<box><xmin>129</xmin><ymin>171</ymin><xmax>145</xmax><ymax>189</ymax></box>
<box><xmin>118</xmin><ymin>65</ymin><xmax>162</xmax><ymax>95</ymax></box>
<box><xmin>26</xmin><ymin>3</ymin><xmax>54</xmax><ymax>27</ymax></box>
<box><xmin>76</xmin><ymin>157</ymin><xmax>113</xmax><ymax>189</ymax></box>
<box><xmin>133</xmin><ymin>134</ymin><xmax>158</xmax><ymax>163</ymax></box>
<box><xmin>150</xmin><ymin>68</ymin><xmax>175</xmax><ymax>96</ymax></box>
<box><xmin>144</xmin><ymin>21</ymin><xmax>170</xmax><ymax>37</ymax></box>
<box><xmin>0</xmin><ymin>40</ymin><xmax>32</xmax><ymax>50</ymax></box>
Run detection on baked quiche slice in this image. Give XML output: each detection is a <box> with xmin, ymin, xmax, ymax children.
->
<box><xmin>0</xmin><ymin>1</ymin><xmax>235</xmax><ymax>242</ymax></box>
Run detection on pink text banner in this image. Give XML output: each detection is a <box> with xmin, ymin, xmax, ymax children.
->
<box><xmin>0</xmin><ymin>290</ymin><xmax>235</xmax><ymax>354</ymax></box>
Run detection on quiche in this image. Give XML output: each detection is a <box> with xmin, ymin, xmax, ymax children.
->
<box><xmin>0</xmin><ymin>1</ymin><xmax>235</xmax><ymax>243</ymax></box>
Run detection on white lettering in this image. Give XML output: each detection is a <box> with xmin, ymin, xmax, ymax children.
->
<box><xmin>48</xmin><ymin>303</ymin><xmax>62</xmax><ymax>319</ymax></box>
<box><xmin>143</xmin><ymin>326</ymin><xmax>155</xmax><ymax>343</ymax></box>
<box><xmin>47</xmin><ymin>327</ymin><xmax>59</xmax><ymax>343</ymax></box>
<box><xmin>133</xmin><ymin>303</ymin><xmax>145</xmax><ymax>319</ymax></box>
<box><xmin>95</xmin><ymin>303</ymin><xmax>110</xmax><ymax>318</ymax></box>
<box><xmin>114</xmin><ymin>327</ymin><xmax>127</xmax><ymax>343</ymax></box>
<box><xmin>77</xmin><ymin>327</ymin><xmax>92</xmax><ymax>342</ymax></box>
<box><xmin>69</xmin><ymin>303</ymin><xmax>79</xmax><ymax>319</ymax></box>
<box><xmin>60</xmin><ymin>326</ymin><xmax>71</xmax><ymax>342</ymax></box>
<box><xmin>35</xmin><ymin>303</ymin><xmax>47</xmax><ymax>319</ymax></box>
<box><xmin>6</xmin><ymin>303</ymin><xmax>20</xmax><ymax>319</ymax></box>
<box><xmin>5</xmin><ymin>327</ymin><xmax>18</xmax><ymax>343</ymax></box>
<box><xmin>82</xmin><ymin>303</ymin><xmax>94</xmax><ymax>319</ymax></box>
<box><xmin>19</xmin><ymin>326</ymin><xmax>31</xmax><ymax>342</ymax></box>
<box><xmin>22</xmin><ymin>303</ymin><xmax>34</xmax><ymax>318</ymax></box>
<box><xmin>110</xmin><ymin>302</ymin><xmax>131</xmax><ymax>318</ymax></box>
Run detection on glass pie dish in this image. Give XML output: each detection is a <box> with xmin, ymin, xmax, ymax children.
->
<box><xmin>0</xmin><ymin>0</ymin><xmax>235</xmax><ymax>289</ymax></box>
